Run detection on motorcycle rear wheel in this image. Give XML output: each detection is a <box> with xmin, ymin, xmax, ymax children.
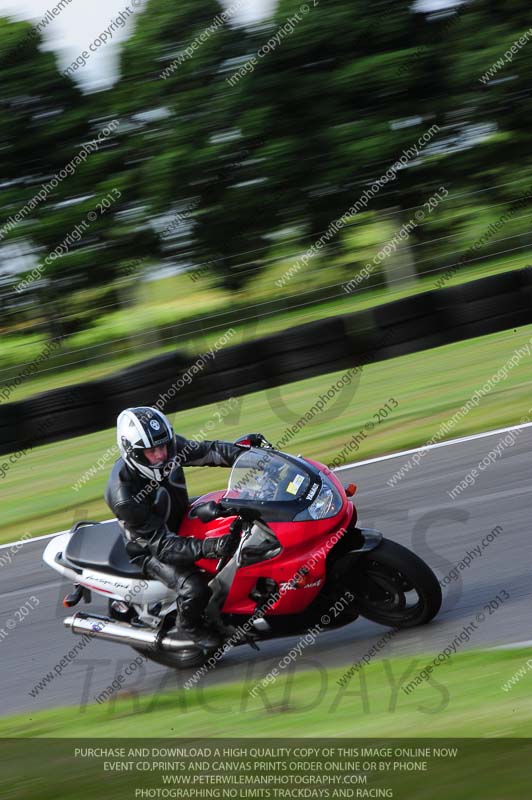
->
<box><xmin>347</xmin><ymin>538</ymin><xmax>442</xmax><ymax>628</ymax></box>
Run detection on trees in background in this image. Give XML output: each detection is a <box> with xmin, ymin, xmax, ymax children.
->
<box><xmin>1</xmin><ymin>0</ymin><xmax>532</xmax><ymax>329</ymax></box>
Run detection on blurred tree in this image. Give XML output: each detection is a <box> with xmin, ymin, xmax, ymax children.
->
<box><xmin>2</xmin><ymin>0</ymin><xmax>532</xmax><ymax>330</ymax></box>
<box><xmin>107</xmin><ymin>0</ymin><xmax>274</xmax><ymax>291</ymax></box>
<box><xmin>442</xmin><ymin>0</ymin><xmax>532</xmax><ymax>187</ymax></box>
<box><xmin>112</xmin><ymin>0</ymin><xmax>531</xmax><ymax>291</ymax></box>
<box><xmin>403</xmin><ymin>0</ymin><xmax>532</xmax><ymax>273</ymax></box>
<box><xmin>206</xmin><ymin>0</ymin><xmax>447</xmax><ymax>286</ymax></box>
<box><xmin>0</xmin><ymin>19</ymin><xmax>85</xmax><ymax>184</ymax></box>
<box><xmin>0</xmin><ymin>17</ymin><xmax>86</xmax><ymax>335</ymax></box>
<box><xmin>0</xmin><ymin>16</ymin><xmax>162</xmax><ymax>335</ymax></box>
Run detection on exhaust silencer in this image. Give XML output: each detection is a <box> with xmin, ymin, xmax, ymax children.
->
<box><xmin>64</xmin><ymin>612</ymin><xmax>197</xmax><ymax>651</ymax></box>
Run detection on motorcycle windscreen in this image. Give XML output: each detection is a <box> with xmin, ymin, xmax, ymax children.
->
<box><xmin>226</xmin><ymin>450</ymin><xmax>313</xmax><ymax>503</ymax></box>
<box><xmin>226</xmin><ymin>450</ymin><xmax>343</xmax><ymax>521</ymax></box>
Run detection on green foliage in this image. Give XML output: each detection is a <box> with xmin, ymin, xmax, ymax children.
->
<box><xmin>1</xmin><ymin>0</ymin><xmax>532</xmax><ymax>337</ymax></box>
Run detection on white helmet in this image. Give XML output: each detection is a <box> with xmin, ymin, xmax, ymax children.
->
<box><xmin>117</xmin><ymin>407</ymin><xmax>176</xmax><ymax>482</ymax></box>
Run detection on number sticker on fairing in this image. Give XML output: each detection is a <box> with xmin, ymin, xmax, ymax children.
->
<box><xmin>286</xmin><ymin>474</ymin><xmax>305</xmax><ymax>495</ymax></box>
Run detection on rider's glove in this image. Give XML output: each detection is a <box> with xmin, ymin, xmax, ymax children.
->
<box><xmin>125</xmin><ymin>540</ymin><xmax>148</xmax><ymax>563</ymax></box>
<box><xmin>202</xmin><ymin>529</ymin><xmax>240</xmax><ymax>559</ymax></box>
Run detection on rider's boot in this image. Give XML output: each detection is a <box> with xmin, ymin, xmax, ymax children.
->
<box><xmin>179</xmin><ymin>620</ymin><xmax>222</xmax><ymax>650</ymax></box>
<box><xmin>177</xmin><ymin>571</ymin><xmax>223</xmax><ymax>648</ymax></box>
<box><xmin>174</xmin><ymin>615</ymin><xmax>222</xmax><ymax>649</ymax></box>
<box><xmin>144</xmin><ymin>558</ymin><xmax>222</xmax><ymax>648</ymax></box>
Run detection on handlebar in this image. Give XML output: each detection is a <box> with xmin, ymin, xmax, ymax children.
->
<box><xmin>193</xmin><ymin>499</ymin><xmax>260</xmax><ymax>523</ymax></box>
<box><xmin>194</xmin><ymin>501</ymin><xmax>224</xmax><ymax>523</ymax></box>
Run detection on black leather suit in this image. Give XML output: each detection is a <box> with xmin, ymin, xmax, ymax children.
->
<box><xmin>104</xmin><ymin>435</ymin><xmax>243</xmax><ymax>629</ymax></box>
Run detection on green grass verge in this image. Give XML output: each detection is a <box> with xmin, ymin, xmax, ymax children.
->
<box><xmin>4</xmin><ymin>647</ymin><xmax>531</xmax><ymax>737</ymax></box>
<box><xmin>2</xmin><ymin>323</ymin><xmax>532</xmax><ymax>545</ymax></box>
<box><xmin>4</xmin><ymin>247</ymin><xmax>531</xmax><ymax>403</ymax></box>
<box><xmin>3</xmin><ymin>649</ymin><xmax>532</xmax><ymax>797</ymax></box>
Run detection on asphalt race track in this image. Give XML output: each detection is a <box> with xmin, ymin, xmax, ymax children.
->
<box><xmin>1</xmin><ymin>425</ymin><xmax>530</xmax><ymax>717</ymax></box>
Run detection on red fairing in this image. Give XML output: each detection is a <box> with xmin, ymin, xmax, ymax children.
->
<box><xmin>180</xmin><ymin>459</ymin><xmax>358</xmax><ymax>617</ymax></box>
<box><xmin>226</xmin><ymin>504</ymin><xmax>354</xmax><ymax>615</ymax></box>
<box><xmin>180</xmin><ymin>491</ymin><xmax>233</xmax><ymax>576</ymax></box>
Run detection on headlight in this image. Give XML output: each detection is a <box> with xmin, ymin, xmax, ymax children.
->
<box><xmin>295</xmin><ymin>477</ymin><xmax>343</xmax><ymax>521</ymax></box>
<box><xmin>308</xmin><ymin>485</ymin><xmax>334</xmax><ymax>519</ymax></box>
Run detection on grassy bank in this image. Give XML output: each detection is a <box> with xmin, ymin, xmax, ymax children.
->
<box><xmin>3</xmin><ymin>648</ymin><xmax>531</xmax><ymax>798</ymax></box>
<box><xmin>3</xmin><ymin>248</ymin><xmax>531</xmax><ymax>403</ymax></box>
<box><xmin>3</xmin><ymin>647</ymin><xmax>531</xmax><ymax>737</ymax></box>
<box><xmin>2</xmin><ymin>323</ymin><xmax>531</xmax><ymax>544</ymax></box>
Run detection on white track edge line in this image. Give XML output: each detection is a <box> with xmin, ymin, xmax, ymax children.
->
<box><xmin>0</xmin><ymin>518</ymin><xmax>115</xmax><ymax>550</ymax></box>
<box><xmin>492</xmin><ymin>640</ymin><xmax>532</xmax><ymax>650</ymax></box>
<box><xmin>333</xmin><ymin>420</ymin><xmax>532</xmax><ymax>471</ymax></box>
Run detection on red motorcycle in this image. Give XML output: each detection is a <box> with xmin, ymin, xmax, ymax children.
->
<box><xmin>45</xmin><ymin>438</ymin><xmax>442</xmax><ymax>669</ymax></box>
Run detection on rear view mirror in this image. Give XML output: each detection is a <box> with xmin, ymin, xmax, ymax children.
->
<box><xmin>234</xmin><ymin>436</ymin><xmax>253</xmax><ymax>448</ymax></box>
<box><xmin>194</xmin><ymin>501</ymin><xmax>222</xmax><ymax>523</ymax></box>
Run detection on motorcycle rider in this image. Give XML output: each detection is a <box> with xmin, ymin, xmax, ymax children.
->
<box><xmin>105</xmin><ymin>406</ymin><xmax>260</xmax><ymax>647</ymax></box>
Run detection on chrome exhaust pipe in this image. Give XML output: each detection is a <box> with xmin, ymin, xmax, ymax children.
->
<box><xmin>63</xmin><ymin>612</ymin><xmax>197</xmax><ymax>651</ymax></box>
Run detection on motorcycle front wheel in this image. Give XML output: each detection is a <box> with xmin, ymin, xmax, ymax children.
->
<box><xmin>347</xmin><ymin>538</ymin><xmax>442</xmax><ymax>628</ymax></box>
